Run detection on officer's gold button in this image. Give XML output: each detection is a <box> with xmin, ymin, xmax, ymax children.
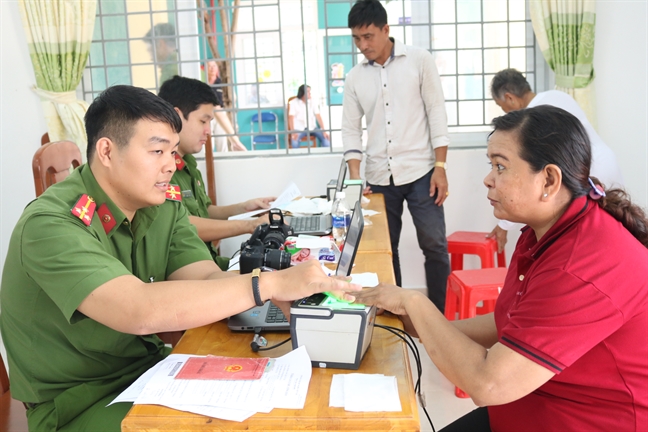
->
<box><xmin>102</xmin><ymin>214</ymin><xmax>111</xmax><ymax>223</ymax></box>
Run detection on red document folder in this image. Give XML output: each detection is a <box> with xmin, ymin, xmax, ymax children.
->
<box><xmin>175</xmin><ymin>356</ymin><xmax>270</xmax><ymax>380</ymax></box>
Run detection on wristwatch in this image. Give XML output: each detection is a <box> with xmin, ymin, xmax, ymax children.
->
<box><xmin>434</xmin><ymin>161</ymin><xmax>447</xmax><ymax>170</ymax></box>
<box><xmin>251</xmin><ymin>268</ymin><xmax>264</xmax><ymax>306</ymax></box>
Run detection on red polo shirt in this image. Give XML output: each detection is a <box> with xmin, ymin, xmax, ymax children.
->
<box><xmin>489</xmin><ymin>196</ymin><xmax>648</xmax><ymax>431</ymax></box>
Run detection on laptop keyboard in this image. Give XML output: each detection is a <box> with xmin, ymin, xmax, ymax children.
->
<box><xmin>291</xmin><ymin>215</ymin><xmax>321</xmax><ymax>232</ymax></box>
<box><xmin>265</xmin><ymin>303</ymin><xmax>288</xmax><ymax>324</ymax></box>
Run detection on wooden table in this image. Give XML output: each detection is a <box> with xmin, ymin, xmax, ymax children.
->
<box><xmin>122</xmin><ymin>202</ymin><xmax>420</xmax><ymax>431</ymax></box>
<box><xmin>358</xmin><ymin>194</ymin><xmax>392</xmax><ymax>255</ymax></box>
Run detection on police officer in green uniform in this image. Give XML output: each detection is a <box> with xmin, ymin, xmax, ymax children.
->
<box><xmin>159</xmin><ymin>75</ymin><xmax>274</xmax><ymax>271</ymax></box>
<box><xmin>0</xmin><ymin>85</ymin><xmax>359</xmax><ymax>432</ymax></box>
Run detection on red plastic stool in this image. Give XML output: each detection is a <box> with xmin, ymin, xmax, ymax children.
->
<box><xmin>446</xmin><ymin>231</ymin><xmax>506</xmax><ymax>318</ymax></box>
<box><xmin>444</xmin><ymin>267</ymin><xmax>508</xmax><ymax>398</ymax></box>
<box><xmin>447</xmin><ymin>231</ymin><xmax>506</xmax><ymax>271</ymax></box>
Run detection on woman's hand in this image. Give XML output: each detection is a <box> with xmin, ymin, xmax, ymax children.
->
<box><xmin>350</xmin><ymin>283</ymin><xmax>422</xmax><ymax>316</ymax></box>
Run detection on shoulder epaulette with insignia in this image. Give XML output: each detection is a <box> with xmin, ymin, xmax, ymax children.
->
<box><xmin>175</xmin><ymin>155</ymin><xmax>186</xmax><ymax>170</ymax></box>
<box><xmin>165</xmin><ymin>184</ymin><xmax>182</xmax><ymax>201</ymax></box>
<box><xmin>71</xmin><ymin>194</ymin><xmax>96</xmax><ymax>226</ymax></box>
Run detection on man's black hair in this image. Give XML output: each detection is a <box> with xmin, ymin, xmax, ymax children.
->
<box><xmin>158</xmin><ymin>75</ymin><xmax>219</xmax><ymax>119</ymax></box>
<box><xmin>348</xmin><ymin>0</ymin><xmax>387</xmax><ymax>29</ymax></box>
<box><xmin>85</xmin><ymin>85</ymin><xmax>182</xmax><ymax>162</ymax></box>
<box><xmin>297</xmin><ymin>84</ymin><xmax>310</xmax><ymax>99</ymax></box>
<box><xmin>490</xmin><ymin>68</ymin><xmax>532</xmax><ymax>100</ymax></box>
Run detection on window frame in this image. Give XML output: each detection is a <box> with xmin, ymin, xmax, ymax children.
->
<box><xmin>81</xmin><ymin>0</ymin><xmax>552</xmax><ymax>158</ymax></box>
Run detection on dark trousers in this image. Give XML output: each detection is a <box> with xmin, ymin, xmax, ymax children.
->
<box><xmin>369</xmin><ymin>169</ymin><xmax>450</xmax><ymax>312</ymax></box>
<box><xmin>440</xmin><ymin>407</ymin><xmax>491</xmax><ymax>431</ymax></box>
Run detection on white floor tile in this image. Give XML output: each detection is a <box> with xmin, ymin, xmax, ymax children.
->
<box><xmin>408</xmin><ymin>340</ymin><xmax>477</xmax><ymax>431</ymax></box>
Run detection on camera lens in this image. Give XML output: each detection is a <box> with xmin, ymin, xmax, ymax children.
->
<box><xmin>264</xmin><ymin>249</ymin><xmax>291</xmax><ymax>270</ymax></box>
<box><xmin>263</xmin><ymin>232</ymin><xmax>286</xmax><ymax>250</ymax></box>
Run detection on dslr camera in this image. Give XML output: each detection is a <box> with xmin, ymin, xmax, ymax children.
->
<box><xmin>239</xmin><ymin>209</ymin><xmax>294</xmax><ymax>274</ymax></box>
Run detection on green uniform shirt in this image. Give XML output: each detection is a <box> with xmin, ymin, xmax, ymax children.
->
<box><xmin>172</xmin><ymin>154</ymin><xmax>212</xmax><ymax>218</ymax></box>
<box><xmin>0</xmin><ymin>164</ymin><xmax>211</xmax><ymax>429</ymax></box>
<box><xmin>172</xmin><ymin>154</ymin><xmax>230</xmax><ymax>270</ymax></box>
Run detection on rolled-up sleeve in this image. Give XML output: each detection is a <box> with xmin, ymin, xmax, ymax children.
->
<box><xmin>420</xmin><ymin>53</ymin><xmax>450</xmax><ymax>150</ymax></box>
<box><xmin>341</xmin><ymin>70</ymin><xmax>365</xmax><ymax>162</ymax></box>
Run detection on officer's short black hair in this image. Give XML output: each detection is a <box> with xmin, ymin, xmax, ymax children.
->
<box><xmin>490</xmin><ymin>69</ymin><xmax>532</xmax><ymax>100</ymax></box>
<box><xmin>158</xmin><ymin>75</ymin><xmax>219</xmax><ymax>120</ymax></box>
<box><xmin>85</xmin><ymin>85</ymin><xmax>182</xmax><ymax>162</ymax></box>
<box><xmin>348</xmin><ymin>0</ymin><xmax>388</xmax><ymax>29</ymax></box>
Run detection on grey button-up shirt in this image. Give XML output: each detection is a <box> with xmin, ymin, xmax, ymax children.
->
<box><xmin>342</xmin><ymin>39</ymin><xmax>449</xmax><ymax>186</ymax></box>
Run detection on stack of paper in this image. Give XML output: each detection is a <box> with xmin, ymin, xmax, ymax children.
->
<box><xmin>329</xmin><ymin>373</ymin><xmax>402</xmax><ymax>412</ymax></box>
<box><xmin>229</xmin><ymin>182</ymin><xmax>302</xmax><ymax>220</ymax></box>
<box><xmin>110</xmin><ymin>346</ymin><xmax>313</xmax><ymax>422</ymax></box>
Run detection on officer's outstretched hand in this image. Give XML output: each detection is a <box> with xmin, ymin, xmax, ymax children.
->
<box><xmin>267</xmin><ymin>260</ymin><xmax>361</xmax><ymax>317</ymax></box>
<box><xmin>269</xmin><ymin>260</ymin><xmax>360</xmax><ymax>303</ymax></box>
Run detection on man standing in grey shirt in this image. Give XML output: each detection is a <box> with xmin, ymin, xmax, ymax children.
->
<box><xmin>342</xmin><ymin>0</ymin><xmax>450</xmax><ymax>312</ymax></box>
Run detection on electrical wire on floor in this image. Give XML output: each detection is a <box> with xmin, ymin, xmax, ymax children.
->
<box><xmin>375</xmin><ymin>324</ymin><xmax>436</xmax><ymax>432</ymax></box>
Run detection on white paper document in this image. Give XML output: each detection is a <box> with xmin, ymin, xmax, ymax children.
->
<box><xmin>329</xmin><ymin>373</ymin><xmax>401</xmax><ymax>412</ymax></box>
<box><xmin>282</xmin><ymin>197</ymin><xmax>328</xmax><ymax>215</ymax></box>
<box><xmin>349</xmin><ymin>272</ymin><xmax>379</xmax><ymax>287</ymax></box>
<box><xmin>229</xmin><ymin>182</ymin><xmax>302</xmax><ymax>220</ymax></box>
<box><xmin>295</xmin><ymin>236</ymin><xmax>333</xmax><ymax>249</ymax></box>
<box><xmin>362</xmin><ymin>209</ymin><xmax>380</xmax><ymax>217</ymax></box>
<box><xmin>328</xmin><ymin>374</ymin><xmax>346</xmax><ymax>408</ymax></box>
<box><xmin>227</xmin><ymin>253</ymin><xmax>240</xmax><ymax>271</ymax></box>
<box><xmin>111</xmin><ymin>347</ymin><xmax>313</xmax><ymax>422</ymax></box>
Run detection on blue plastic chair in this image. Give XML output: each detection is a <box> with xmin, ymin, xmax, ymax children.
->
<box><xmin>250</xmin><ymin>112</ymin><xmax>279</xmax><ymax>150</ymax></box>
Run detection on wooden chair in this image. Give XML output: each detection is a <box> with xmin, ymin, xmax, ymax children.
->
<box><xmin>287</xmin><ymin>96</ymin><xmax>316</xmax><ymax>148</ymax></box>
<box><xmin>32</xmin><ymin>140</ymin><xmax>83</xmax><ymax>197</ymax></box>
<box><xmin>1</xmin><ymin>353</ymin><xmax>29</xmax><ymax>431</ymax></box>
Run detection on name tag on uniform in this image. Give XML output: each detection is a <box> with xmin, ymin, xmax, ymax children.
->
<box><xmin>182</xmin><ymin>190</ymin><xmax>194</xmax><ymax>199</ymax></box>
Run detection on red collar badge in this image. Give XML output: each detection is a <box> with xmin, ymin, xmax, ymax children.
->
<box><xmin>175</xmin><ymin>156</ymin><xmax>186</xmax><ymax>170</ymax></box>
<box><xmin>97</xmin><ymin>203</ymin><xmax>117</xmax><ymax>234</ymax></box>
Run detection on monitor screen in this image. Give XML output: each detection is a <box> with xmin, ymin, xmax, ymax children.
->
<box><xmin>331</xmin><ymin>158</ymin><xmax>347</xmax><ymax>203</ymax></box>
<box><xmin>336</xmin><ymin>200</ymin><xmax>364</xmax><ymax>277</ymax></box>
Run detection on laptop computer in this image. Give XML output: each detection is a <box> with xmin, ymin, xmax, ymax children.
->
<box><xmin>227</xmin><ymin>199</ymin><xmax>365</xmax><ymax>332</ymax></box>
<box><xmin>284</xmin><ymin>158</ymin><xmax>347</xmax><ymax>236</ymax></box>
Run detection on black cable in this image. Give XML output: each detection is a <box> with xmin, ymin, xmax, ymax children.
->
<box><xmin>377</xmin><ymin>325</ymin><xmax>434</xmax><ymax>431</ymax></box>
<box><xmin>375</xmin><ymin>325</ymin><xmax>421</xmax><ymax>390</ymax></box>
<box><xmin>375</xmin><ymin>324</ymin><xmax>436</xmax><ymax>432</ymax></box>
<box><xmin>227</xmin><ymin>250</ymin><xmax>241</xmax><ymax>270</ymax></box>
<box><xmin>250</xmin><ymin>328</ymin><xmax>292</xmax><ymax>352</ymax></box>
<box><xmin>257</xmin><ymin>336</ymin><xmax>291</xmax><ymax>351</ymax></box>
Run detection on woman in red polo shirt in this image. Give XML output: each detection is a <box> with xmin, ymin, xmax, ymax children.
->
<box><xmin>351</xmin><ymin>105</ymin><xmax>648</xmax><ymax>431</ymax></box>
